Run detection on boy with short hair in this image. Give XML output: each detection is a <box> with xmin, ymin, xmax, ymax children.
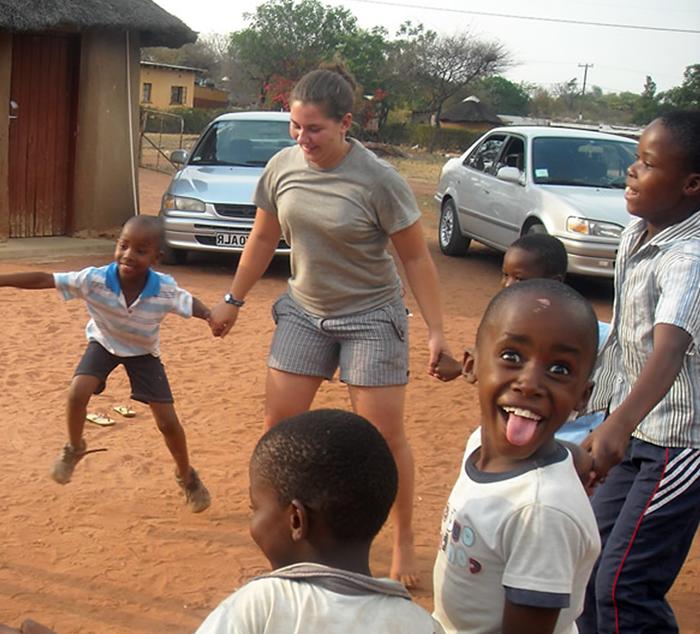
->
<box><xmin>578</xmin><ymin>110</ymin><xmax>700</xmax><ymax>633</ymax></box>
<box><xmin>0</xmin><ymin>215</ymin><xmax>212</xmax><ymax>512</ymax></box>
<box><xmin>500</xmin><ymin>232</ymin><xmax>568</xmax><ymax>287</ymax></box>
<box><xmin>432</xmin><ymin>279</ymin><xmax>601</xmax><ymax>634</ymax></box>
<box><xmin>196</xmin><ymin>408</ymin><xmax>443</xmax><ymax>633</ymax></box>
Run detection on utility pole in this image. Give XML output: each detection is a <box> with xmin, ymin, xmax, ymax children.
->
<box><xmin>578</xmin><ymin>63</ymin><xmax>594</xmax><ymax>96</ymax></box>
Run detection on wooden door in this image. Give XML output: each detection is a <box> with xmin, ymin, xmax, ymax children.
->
<box><xmin>8</xmin><ymin>33</ymin><xmax>79</xmax><ymax>237</ymax></box>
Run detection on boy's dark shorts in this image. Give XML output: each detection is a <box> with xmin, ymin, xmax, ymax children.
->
<box><xmin>74</xmin><ymin>341</ymin><xmax>174</xmax><ymax>404</ymax></box>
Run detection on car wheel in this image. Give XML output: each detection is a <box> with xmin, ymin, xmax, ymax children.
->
<box><xmin>161</xmin><ymin>244</ymin><xmax>188</xmax><ymax>265</ymax></box>
<box><xmin>525</xmin><ymin>221</ymin><xmax>547</xmax><ymax>236</ymax></box>
<box><xmin>439</xmin><ymin>200</ymin><xmax>470</xmax><ymax>256</ymax></box>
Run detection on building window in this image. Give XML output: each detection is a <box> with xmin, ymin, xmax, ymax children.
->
<box><xmin>142</xmin><ymin>82</ymin><xmax>152</xmax><ymax>103</ymax></box>
<box><xmin>170</xmin><ymin>86</ymin><xmax>187</xmax><ymax>105</ymax></box>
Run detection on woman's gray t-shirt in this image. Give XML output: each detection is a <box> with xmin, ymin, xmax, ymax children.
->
<box><xmin>254</xmin><ymin>138</ymin><xmax>421</xmax><ymax>317</ymax></box>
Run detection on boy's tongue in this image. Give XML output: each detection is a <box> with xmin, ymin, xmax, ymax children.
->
<box><xmin>506</xmin><ymin>412</ymin><xmax>539</xmax><ymax>446</ymax></box>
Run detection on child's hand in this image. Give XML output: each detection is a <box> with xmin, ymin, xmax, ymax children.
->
<box><xmin>581</xmin><ymin>412</ymin><xmax>630</xmax><ymax>484</ymax></box>
<box><xmin>433</xmin><ymin>352</ymin><xmax>463</xmax><ymax>382</ymax></box>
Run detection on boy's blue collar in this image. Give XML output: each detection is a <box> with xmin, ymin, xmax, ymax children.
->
<box><xmin>105</xmin><ymin>262</ymin><xmax>160</xmax><ymax>298</ymax></box>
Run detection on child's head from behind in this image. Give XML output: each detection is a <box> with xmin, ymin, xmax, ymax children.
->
<box><xmin>114</xmin><ymin>216</ymin><xmax>164</xmax><ymax>281</ymax></box>
<box><xmin>249</xmin><ymin>409</ymin><xmax>398</xmax><ymax>569</ymax></box>
<box><xmin>626</xmin><ymin>109</ymin><xmax>700</xmax><ymax>229</ymax></box>
<box><xmin>473</xmin><ymin>279</ymin><xmax>598</xmax><ymax>466</ymax></box>
<box><xmin>502</xmin><ymin>234</ymin><xmax>568</xmax><ymax>287</ymax></box>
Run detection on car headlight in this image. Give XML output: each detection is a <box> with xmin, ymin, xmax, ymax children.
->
<box><xmin>566</xmin><ymin>217</ymin><xmax>622</xmax><ymax>239</ymax></box>
<box><xmin>161</xmin><ymin>194</ymin><xmax>206</xmax><ymax>213</ymax></box>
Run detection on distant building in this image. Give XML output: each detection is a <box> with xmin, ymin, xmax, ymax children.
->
<box><xmin>140</xmin><ymin>60</ymin><xmax>202</xmax><ymax>109</ymax></box>
<box><xmin>0</xmin><ymin>0</ymin><xmax>195</xmax><ymax>240</ymax></box>
<box><xmin>439</xmin><ymin>96</ymin><xmax>503</xmax><ymax>132</ymax></box>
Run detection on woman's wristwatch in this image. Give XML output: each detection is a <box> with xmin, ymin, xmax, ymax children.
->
<box><xmin>223</xmin><ymin>293</ymin><xmax>245</xmax><ymax>308</ymax></box>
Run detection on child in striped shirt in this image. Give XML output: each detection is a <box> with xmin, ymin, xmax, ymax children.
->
<box><xmin>0</xmin><ymin>215</ymin><xmax>212</xmax><ymax>512</ymax></box>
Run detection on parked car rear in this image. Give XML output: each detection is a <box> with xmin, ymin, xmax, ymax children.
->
<box><xmin>435</xmin><ymin>126</ymin><xmax>638</xmax><ymax>277</ymax></box>
<box><xmin>159</xmin><ymin>111</ymin><xmax>294</xmax><ymax>263</ymax></box>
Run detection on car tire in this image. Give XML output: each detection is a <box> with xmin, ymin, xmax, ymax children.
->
<box><xmin>525</xmin><ymin>221</ymin><xmax>547</xmax><ymax>236</ymax></box>
<box><xmin>161</xmin><ymin>244</ymin><xmax>188</xmax><ymax>265</ymax></box>
<box><xmin>439</xmin><ymin>199</ymin><xmax>470</xmax><ymax>256</ymax></box>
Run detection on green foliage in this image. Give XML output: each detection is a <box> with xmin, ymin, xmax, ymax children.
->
<box><xmin>378</xmin><ymin>123</ymin><xmax>480</xmax><ymax>151</ymax></box>
<box><xmin>473</xmin><ymin>76</ymin><xmax>530</xmax><ymax>115</ymax></box>
<box><xmin>661</xmin><ymin>64</ymin><xmax>700</xmax><ymax>110</ymax></box>
<box><xmin>141</xmin><ymin>107</ymin><xmax>233</xmax><ymax>135</ymax></box>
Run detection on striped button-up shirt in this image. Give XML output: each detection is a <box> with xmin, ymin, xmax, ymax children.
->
<box><xmin>54</xmin><ymin>263</ymin><xmax>193</xmax><ymax>357</ymax></box>
<box><xmin>588</xmin><ymin>211</ymin><xmax>700</xmax><ymax>448</ymax></box>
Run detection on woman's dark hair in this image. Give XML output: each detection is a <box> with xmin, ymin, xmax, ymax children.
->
<box><xmin>290</xmin><ymin>64</ymin><xmax>357</xmax><ymax>121</ymax></box>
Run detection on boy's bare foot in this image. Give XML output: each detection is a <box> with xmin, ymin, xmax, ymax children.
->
<box><xmin>390</xmin><ymin>539</ymin><xmax>420</xmax><ymax>589</ymax></box>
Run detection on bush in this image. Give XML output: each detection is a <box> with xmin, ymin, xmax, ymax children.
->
<box><xmin>378</xmin><ymin>123</ymin><xmax>480</xmax><ymax>152</ymax></box>
<box><xmin>141</xmin><ymin>107</ymin><xmax>235</xmax><ymax>135</ymax></box>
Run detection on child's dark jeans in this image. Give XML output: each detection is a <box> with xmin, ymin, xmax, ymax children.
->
<box><xmin>578</xmin><ymin>438</ymin><xmax>700</xmax><ymax>634</ymax></box>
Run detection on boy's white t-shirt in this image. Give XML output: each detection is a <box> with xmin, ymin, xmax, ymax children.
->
<box><xmin>432</xmin><ymin>429</ymin><xmax>600</xmax><ymax>634</ymax></box>
<box><xmin>196</xmin><ymin>564</ymin><xmax>444</xmax><ymax>634</ymax></box>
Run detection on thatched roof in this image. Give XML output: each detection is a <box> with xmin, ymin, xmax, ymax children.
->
<box><xmin>0</xmin><ymin>0</ymin><xmax>197</xmax><ymax>48</ymax></box>
<box><xmin>440</xmin><ymin>96</ymin><xmax>502</xmax><ymax>125</ymax></box>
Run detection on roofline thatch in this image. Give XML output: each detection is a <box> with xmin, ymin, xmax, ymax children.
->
<box><xmin>0</xmin><ymin>0</ymin><xmax>197</xmax><ymax>48</ymax></box>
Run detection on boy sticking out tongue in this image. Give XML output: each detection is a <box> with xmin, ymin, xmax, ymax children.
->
<box><xmin>433</xmin><ymin>279</ymin><xmax>601</xmax><ymax>634</ymax></box>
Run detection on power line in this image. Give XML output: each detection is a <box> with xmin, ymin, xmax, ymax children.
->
<box><xmin>339</xmin><ymin>0</ymin><xmax>700</xmax><ymax>34</ymax></box>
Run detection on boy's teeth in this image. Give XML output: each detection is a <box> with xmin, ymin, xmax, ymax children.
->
<box><xmin>502</xmin><ymin>406</ymin><xmax>541</xmax><ymax>421</ymax></box>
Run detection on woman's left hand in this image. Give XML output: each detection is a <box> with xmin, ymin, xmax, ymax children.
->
<box><xmin>427</xmin><ymin>331</ymin><xmax>451</xmax><ymax>377</ymax></box>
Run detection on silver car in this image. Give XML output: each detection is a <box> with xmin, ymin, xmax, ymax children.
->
<box><xmin>435</xmin><ymin>126</ymin><xmax>638</xmax><ymax>277</ymax></box>
<box><xmin>160</xmin><ymin>111</ymin><xmax>294</xmax><ymax>263</ymax></box>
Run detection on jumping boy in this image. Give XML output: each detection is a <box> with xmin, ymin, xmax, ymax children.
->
<box><xmin>432</xmin><ymin>279</ymin><xmax>601</xmax><ymax>634</ymax></box>
<box><xmin>0</xmin><ymin>215</ymin><xmax>211</xmax><ymax>512</ymax></box>
<box><xmin>578</xmin><ymin>110</ymin><xmax>700</xmax><ymax>633</ymax></box>
<box><xmin>196</xmin><ymin>408</ymin><xmax>444</xmax><ymax>633</ymax></box>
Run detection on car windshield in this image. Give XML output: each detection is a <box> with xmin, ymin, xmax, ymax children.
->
<box><xmin>532</xmin><ymin>136</ymin><xmax>637</xmax><ymax>188</ymax></box>
<box><xmin>189</xmin><ymin>119</ymin><xmax>295</xmax><ymax>166</ymax></box>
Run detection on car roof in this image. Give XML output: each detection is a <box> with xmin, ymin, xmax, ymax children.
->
<box><xmin>485</xmin><ymin>125</ymin><xmax>637</xmax><ymax>144</ymax></box>
<box><xmin>211</xmin><ymin>111</ymin><xmax>290</xmax><ymax>123</ymax></box>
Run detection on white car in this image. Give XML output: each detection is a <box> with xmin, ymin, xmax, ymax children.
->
<box><xmin>160</xmin><ymin>111</ymin><xmax>294</xmax><ymax>264</ymax></box>
<box><xmin>435</xmin><ymin>126</ymin><xmax>638</xmax><ymax>277</ymax></box>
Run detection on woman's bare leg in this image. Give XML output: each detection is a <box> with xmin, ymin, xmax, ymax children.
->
<box><xmin>264</xmin><ymin>368</ymin><xmax>324</xmax><ymax>429</ymax></box>
<box><xmin>348</xmin><ymin>384</ymin><xmax>418</xmax><ymax>588</ymax></box>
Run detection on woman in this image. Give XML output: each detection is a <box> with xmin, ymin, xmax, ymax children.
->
<box><xmin>209</xmin><ymin>66</ymin><xmax>449</xmax><ymax>586</ymax></box>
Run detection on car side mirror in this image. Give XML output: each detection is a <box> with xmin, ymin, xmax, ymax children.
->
<box><xmin>170</xmin><ymin>149</ymin><xmax>189</xmax><ymax>165</ymax></box>
<box><xmin>496</xmin><ymin>166</ymin><xmax>523</xmax><ymax>184</ymax></box>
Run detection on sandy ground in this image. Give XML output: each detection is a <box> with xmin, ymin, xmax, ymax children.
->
<box><xmin>0</xmin><ymin>168</ymin><xmax>697</xmax><ymax>633</ymax></box>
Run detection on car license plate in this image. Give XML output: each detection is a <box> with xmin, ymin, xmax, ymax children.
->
<box><xmin>216</xmin><ymin>232</ymin><xmax>248</xmax><ymax>247</ymax></box>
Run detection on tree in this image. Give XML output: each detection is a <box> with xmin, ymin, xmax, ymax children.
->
<box><xmin>632</xmin><ymin>75</ymin><xmax>661</xmax><ymax>125</ymax></box>
<box><xmin>143</xmin><ymin>35</ymin><xmax>229</xmax><ymax>83</ymax></box>
<box><xmin>229</xmin><ymin>0</ymin><xmax>388</xmax><ymax>106</ymax></box>
<box><xmin>473</xmin><ymin>76</ymin><xmax>530</xmax><ymax>115</ymax></box>
<box><xmin>661</xmin><ymin>64</ymin><xmax>700</xmax><ymax>110</ymax></box>
<box><xmin>390</xmin><ymin>25</ymin><xmax>510</xmax><ymax>125</ymax></box>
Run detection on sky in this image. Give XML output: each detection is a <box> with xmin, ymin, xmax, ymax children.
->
<box><xmin>154</xmin><ymin>0</ymin><xmax>699</xmax><ymax>94</ymax></box>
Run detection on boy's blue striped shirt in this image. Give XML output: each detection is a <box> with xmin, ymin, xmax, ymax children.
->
<box><xmin>54</xmin><ymin>263</ymin><xmax>193</xmax><ymax>357</ymax></box>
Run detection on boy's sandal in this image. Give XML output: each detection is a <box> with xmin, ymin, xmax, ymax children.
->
<box><xmin>113</xmin><ymin>405</ymin><xmax>136</xmax><ymax>418</ymax></box>
<box><xmin>86</xmin><ymin>413</ymin><xmax>116</xmax><ymax>427</ymax></box>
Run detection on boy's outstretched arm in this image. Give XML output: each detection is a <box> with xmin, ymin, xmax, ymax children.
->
<box><xmin>191</xmin><ymin>296</ymin><xmax>212</xmax><ymax>322</ymax></box>
<box><xmin>0</xmin><ymin>272</ymin><xmax>55</xmax><ymax>289</ymax></box>
<box><xmin>582</xmin><ymin>323</ymin><xmax>691</xmax><ymax>479</ymax></box>
<box><xmin>502</xmin><ymin>600</ymin><xmax>559</xmax><ymax>634</ymax></box>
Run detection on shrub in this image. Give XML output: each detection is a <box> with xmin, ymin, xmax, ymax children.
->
<box><xmin>378</xmin><ymin>123</ymin><xmax>480</xmax><ymax>152</ymax></box>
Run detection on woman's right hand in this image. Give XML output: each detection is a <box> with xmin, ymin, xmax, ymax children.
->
<box><xmin>209</xmin><ymin>302</ymin><xmax>240</xmax><ymax>338</ymax></box>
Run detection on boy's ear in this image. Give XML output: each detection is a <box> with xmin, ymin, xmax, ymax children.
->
<box><xmin>461</xmin><ymin>348</ymin><xmax>477</xmax><ymax>384</ymax></box>
<box><xmin>289</xmin><ymin>499</ymin><xmax>310</xmax><ymax>542</ymax></box>
<box><xmin>574</xmin><ymin>380</ymin><xmax>594</xmax><ymax>413</ymax></box>
<box><xmin>683</xmin><ymin>172</ymin><xmax>700</xmax><ymax>197</ymax></box>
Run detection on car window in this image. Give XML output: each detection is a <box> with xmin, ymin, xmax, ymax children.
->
<box><xmin>189</xmin><ymin>120</ymin><xmax>294</xmax><ymax>166</ymax></box>
<box><xmin>464</xmin><ymin>134</ymin><xmax>507</xmax><ymax>173</ymax></box>
<box><xmin>532</xmin><ymin>136</ymin><xmax>637</xmax><ymax>188</ymax></box>
<box><xmin>494</xmin><ymin>136</ymin><xmax>525</xmax><ymax>174</ymax></box>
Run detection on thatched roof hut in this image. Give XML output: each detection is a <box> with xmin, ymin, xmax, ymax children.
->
<box><xmin>0</xmin><ymin>0</ymin><xmax>196</xmax><ymax>48</ymax></box>
<box><xmin>440</xmin><ymin>96</ymin><xmax>503</xmax><ymax>126</ymax></box>
<box><xmin>0</xmin><ymin>0</ymin><xmax>196</xmax><ymax>240</ymax></box>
